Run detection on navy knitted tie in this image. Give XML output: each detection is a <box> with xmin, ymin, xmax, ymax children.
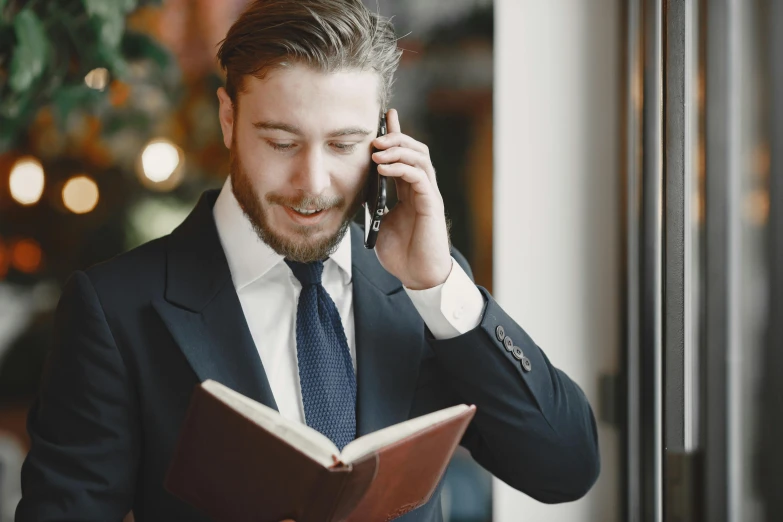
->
<box><xmin>285</xmin><ymin>259</ymin><xmax>356</xmax><ymax>451</ymax></box>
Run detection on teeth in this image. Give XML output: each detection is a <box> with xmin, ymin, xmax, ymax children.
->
<box><xmin>293</xmin><ymin>207</ymin><xmax>322</xmax><ymax>215</ymax></box>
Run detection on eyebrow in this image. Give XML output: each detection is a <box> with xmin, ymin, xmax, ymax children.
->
<box><xmin>252</xmin><ymin>120</ymin><xmax>373</xmax><ymax>138</ymax></box>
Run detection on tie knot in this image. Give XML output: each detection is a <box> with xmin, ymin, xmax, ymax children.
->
<box><xmin>285</xmin><ymin>259</ymin><xmax>324</xmax><ymax>287</ymax></box>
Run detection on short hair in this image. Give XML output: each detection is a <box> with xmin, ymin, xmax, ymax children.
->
<box><xmin>216</xmin><ymin>0</ymin><xmax>403</xmax><ymax>110</ymax></box>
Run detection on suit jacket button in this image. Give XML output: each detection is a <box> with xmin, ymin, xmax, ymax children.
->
<box><xmin>512</xmin><ymin>346</ymin><xmax>524</xmax><ymax>360</ymax></box>
<box><xmin>521</xmin><ymin>357</ymin><xmax>532</xmax><ymax>372</ymax></box>
<box><xmin>503</xmin><ymin>336</ymin><xmax>514</xmax><ymax>352</ymax></box>
<box><xmin>496</xmin><ymin>325</ymin><xmax>506</xmax><ymax>342</ymax></box>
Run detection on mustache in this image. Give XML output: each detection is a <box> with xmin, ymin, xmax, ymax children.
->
<box><xmin>266</xmin><ymin>192</ymin><xmax>345</xmax><ymax>209</ymax></box>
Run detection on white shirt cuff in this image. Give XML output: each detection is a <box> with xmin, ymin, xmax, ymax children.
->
<box><xmin>403</xmin><ymin>258</ymin><xmax>485</xmax><ymax>340</ymax></box>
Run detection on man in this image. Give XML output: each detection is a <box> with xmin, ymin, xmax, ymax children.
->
<box><xmin>16</xmin><ymin>1</ymin><xmax>600</xmax><ymax>521</ymax></box>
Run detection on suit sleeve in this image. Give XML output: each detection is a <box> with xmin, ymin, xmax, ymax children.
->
<box><xmin>16</xmin><ymin>271</ymin><xmax>139</xmax><ymax>521</ymax></box>
<box><xmin>430</xmin><ymin>250</ymin><xmax>600</xmax><ymax>503</ymax></box>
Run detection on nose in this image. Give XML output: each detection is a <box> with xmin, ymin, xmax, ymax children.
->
<box><xmin>290</xmin><ymin>146</ymin><xmax>330</xmax><ymax>195</ymax></box>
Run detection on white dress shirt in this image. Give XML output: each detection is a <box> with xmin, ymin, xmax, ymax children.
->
<box><xmin>213</xmin><ymin>178</ymin><xmax>484</xmax><ymax>424</ymax></box>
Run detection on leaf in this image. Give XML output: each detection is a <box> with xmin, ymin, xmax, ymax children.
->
<box><xmin>52</xmin><ymin>84</ymin><xmax>100</xmax><ymax>124</ymax></box>
<box><xmin>98</xmin><ymin>43</ymin><xmax>128</xmax><ymax>78</ymax></box>
<box><xmin>9</xmin><ymin>10</ymin><xmax>48</xmax><ymax>92</ymax></box>
<box><xmin>99</xmin><ymin>11</ymin><xmax>125</xmax><ymax>48</ymax></box>
<box><xmin>0</xmin><ymin>91</ymin><xmax>21</xmax><ymax>121</ymax></box>
<box><xmin>0</xmin><ymin>95</ymin><xmax>35</xmax><ymax>152</ymax></box>
<box><xmin>86</xmin><ymin>7</ymin><xmax>124</xmax><ymax>48</ymax></box>
<box><xmin>83</xmin><ymin>0</ymin><xmax>135</xmax><ymax>48</ymax></box>
<box><xmin>122</xmin><ymin>31</ymin><xmax>172</xmax><ymax>69</ymax></box>
<box><xmin>119</xmin><ymin>0</ymin><xmax>138</xmax><ymax>13</ymax></box>
<box><xmin>83</xmin><ymin>0</ymin><xmax>137</xmax><ymax>18</ymax></box>
<box><xmin>83</xmin><ymin>0</ymin><xmax>118</xmax><ymax>18</ymax></box>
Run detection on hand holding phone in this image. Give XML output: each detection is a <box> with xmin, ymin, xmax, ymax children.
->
<box><xmin>364</xmin><ymin>114</ymin><xmax>388</xmax><ymax>249</ymax></box>
<box><xmin>364</xmin><ymin>109</ymin><xmax>452</xmax><ymax>290</ymax></box>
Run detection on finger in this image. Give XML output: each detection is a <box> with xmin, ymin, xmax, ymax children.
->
<box><xmin>376</xmin><ymin>146</ymin><xmax>438</xmax><ymax>189</ymax></box>
<box><xmin>373</xmin><ymin>147</ymin><xmax>434</xmax><ymax>177</ymax></box>
<box><xmin>373</xmin><ymin>132</ymin><xmax>430</xmax><ymax>156</ymax></box>
<box><xmin>386</xmin><ymin>108</ymin><xmax>401</xmax><ymax>134</ymax></box>
<box><xmin>377</xmin><ymin>162</ymin><xmax>434</xmax><ymax>197</ymax></box>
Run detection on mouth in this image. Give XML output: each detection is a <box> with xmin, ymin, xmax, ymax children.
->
<box><xmin>282</xmin><ymin>205</ymin><xmax>331</xmax><ymax>225</ymax></box>
<box><xmin>292</xmin><ymin>207</ymin><xmax>324</xmax><ymax>216</ymax></box>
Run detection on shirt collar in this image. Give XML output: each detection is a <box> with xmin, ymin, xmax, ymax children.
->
<box><xmin>213</xmin><ymin>177</ymin><xmax>352</xmax><ymax>291</ymax></box>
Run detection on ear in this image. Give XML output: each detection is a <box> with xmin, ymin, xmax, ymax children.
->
<box><xmin>217</xmin><ymin>87</ymin><xmax>235</xmax><ymax>149</ymax></box>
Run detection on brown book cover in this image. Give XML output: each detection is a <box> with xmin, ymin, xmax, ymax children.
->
<box><xmin>165</xmin><ymin>380</ymin><xmax>476</xmax><ymax>522</ymax></box>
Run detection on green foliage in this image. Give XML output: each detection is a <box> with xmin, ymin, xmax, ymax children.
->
<box><xmin>9</xmin><ymin>10</ymin><xmax>47</xmax><ymax>92</ymax></box>
<box><xmin>84</xmin><ymin>0</ymin><xmax>137</xmax><ymax>48</ymax></box>
<box><xmin>0</xmin><ymin>0</ymin><xmax>173</xmax><ymax>151</ymax></box>
<box><xmin>51</xmin><ymin>84</ymin><xmax>102</xmax><ymax>123</ymax></box>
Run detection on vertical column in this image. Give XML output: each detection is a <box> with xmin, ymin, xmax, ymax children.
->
<box><xmin>662</xmin><ymin>0</ymin><xmax>702</xmax><ymax>518</ymax></box>
<box><xmin>623</xmin><ymin>0</ymin><xmax>643</xmax><ymax>520</ymax></box>
<box><xmin>703</xmin><ymin>0</ymin><xmax>739</xmax><ymax>520</ymax></box>
<box><xmin>493</xmin><ymin>0</ymin><xmax>621</xmax><ymax>520</ymax></box>
<box><xmin>640</xmin><ymin>0</ymin><xmax>664</xmax><ymax>520</ymax></box>
<box><xmin>759</xmin><ymin>0</ymin><xmax>783</xmax><ymax>518</ymax></box>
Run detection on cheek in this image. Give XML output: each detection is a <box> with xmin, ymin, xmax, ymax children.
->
<box><xmin>337</xmin><ymin>154</ymin><xmax>371</xmax><ymax>194</ymax></box>
<box><xmin>235</xmin><ymin>132</ymin><xmax>266</xmax><ymax>170</ymax></box>
<box><xmin>234</xmin><ymin>136</ymin><xmax>286</xmax><ymax>191</ymax></box>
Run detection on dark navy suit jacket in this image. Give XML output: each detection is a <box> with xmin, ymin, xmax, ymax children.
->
<box><xmin>16</xmin><ymin>190</ymin><xmax>599</xmax><ymax>521</ymax></box>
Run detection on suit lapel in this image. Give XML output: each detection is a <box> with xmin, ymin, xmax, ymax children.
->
<box><xmin>350</xmin><ymin>224</ymin><xmax>427</xmax><ymax>436</ymax></box>
<box><xmin>152</xmin><ymin>199</ymin><xmax>424</xmax><ymax>428</ymax></box>
<box><xmin>153</xmin><ymin>190</ymin><xmax>278</xmax><ymax>410</ymax></box>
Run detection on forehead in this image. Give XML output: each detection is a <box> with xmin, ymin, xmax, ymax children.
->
<box><xmin>237</xmin><ymin>65</ymin><xmax>381</xmax><ymax>128</ymax></box>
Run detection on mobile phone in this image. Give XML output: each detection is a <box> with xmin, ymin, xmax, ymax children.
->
<box><xmin>364</xmin><ymin>114</ymin><xmax>388</xmax><ymax>249</ymax></box>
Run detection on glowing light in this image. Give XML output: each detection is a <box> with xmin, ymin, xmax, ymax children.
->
<box><xmin>84</xmin><ymin>67</ymin><xmax>110</xmax><ymax>90</ymax></box>
<box><xmin>11</xmin><ymin>239</ymin><xmax>43</xmax><ymax>274</ymax></box>
<box><xmin>141</xmin><ymin>139</ymin><xmax>181</xmax><ymax>183</ymax></box>
<box><xmin>0</xmin><ymin>238</ymin><xmax>8</xmax><ymax>280</ymax></box>
<box><xmin>9</xmin><ymin>157</ymin><xmax>45</xmax><ymax>205</ymax></box>
<box><xmin>62</xmin><ymin>176</ymin><xmax>99</xmax><ymax>214</ymax></box>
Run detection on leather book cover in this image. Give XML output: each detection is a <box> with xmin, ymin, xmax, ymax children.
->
<box><xmin>165</xmin><ymin>383</ymin><xmax>476</xmax><ymax>521</ymax></box>
<box><xmin>165</xmin><ymin>385</ymin><xmax>358</xmax><ymax>522</ymax></box>
<box><xmin>345</xmin><ymin>408</ymin><xmax>475</xmax><ymax>521</ymax></box>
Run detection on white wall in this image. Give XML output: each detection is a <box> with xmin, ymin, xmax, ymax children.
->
<box><xmin>493</xmin><ymin>1</ymin><xmax>621</xmax><ymax>521</ymax></box>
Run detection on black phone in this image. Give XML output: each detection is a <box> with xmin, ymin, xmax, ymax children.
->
<box><xmin>364</xmin><ymin>114</ymin><xmax>388</xmax><ymax>249</ymax></box>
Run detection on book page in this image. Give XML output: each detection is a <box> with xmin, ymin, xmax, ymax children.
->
<box><xmin>202</xmin><ymin>380</ymin><xmax>339</xmax><ymax>468</ymax></box>
<box><xmin>340</xmin><ymin>404</ymin><xmax>470</xmax><ymax>464</ymax></box>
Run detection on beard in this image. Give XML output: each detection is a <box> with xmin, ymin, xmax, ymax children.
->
<box><xmin>229</xmin><ymin>141</ymin><xmax>364</xmax><ymax>263</ymax></box>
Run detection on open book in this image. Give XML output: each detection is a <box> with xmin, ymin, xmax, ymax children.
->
<box><xmin>165</xmin><ymin>380</ymin><xmax>476</xmax><ymax>522</ymax></box>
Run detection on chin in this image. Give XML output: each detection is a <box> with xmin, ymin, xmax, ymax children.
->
<box><xmin>261</xmin><ymin>211</ymin><xmax>351</xmax><ymax>263</ymax></box>
<box><xmin>279</xmin><ymin>222</ymin><xmax>332</xmax><ymax>242</ymax></box>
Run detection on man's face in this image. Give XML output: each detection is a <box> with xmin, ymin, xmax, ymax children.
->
<box><xmin>217</xmin><ymin>65</ymin><xmax>381</xmax><ymax>263</ymax></box>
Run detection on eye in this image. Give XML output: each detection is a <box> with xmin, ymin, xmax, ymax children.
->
<box><xmin>330</xmin><ymin>142</ymin><xmax>357</xmax><ymax>153</ymax></box>
<box><xmin>267</xmin><ymin>141</ymin><xmax>296</xmax><ymax>152</ymax></box>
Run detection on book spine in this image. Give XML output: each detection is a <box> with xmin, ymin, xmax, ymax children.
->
<box><xmin>329</xmin><ymin>453</ymin><xmax>379</xmax><ymax>521</ymax></box>
<box><xmin>300</xmin><ymin>466</ymin><xmax>351</xmax><ymax>522</ymax></box>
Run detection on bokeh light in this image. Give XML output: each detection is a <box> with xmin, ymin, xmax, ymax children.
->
<box><xmin>10</xmin><ymin>238</ymin><xmax>43</xmax><ymax>274</ymax></box>
<box><xmin>62</xmin><ymin>175</ymin><xmax>100</xmax><ymax>214</ymax></box>
<box><xmin>140</xmin><ymin>139</ymin><xmax>182</xmax><ymax>183</ymax></box>
<box><xmin>9</xmin><ymin>157</ymin><xmax>45</xmax><ymax>206</ymax></box>
<box><xmin>0</xmin><ymin>238</ymin><xmax>9</xmax><ymax>279</ymax></box>
<box><xmin>84</xmin><ymin>67</ymin><xmax>110</xmax><ymax>91</ymax></box>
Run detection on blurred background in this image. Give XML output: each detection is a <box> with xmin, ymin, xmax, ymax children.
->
<box><xmin>0</xmin><ymin>0</ymin><xmax>781</xmax><ymax>521</ymax></box>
